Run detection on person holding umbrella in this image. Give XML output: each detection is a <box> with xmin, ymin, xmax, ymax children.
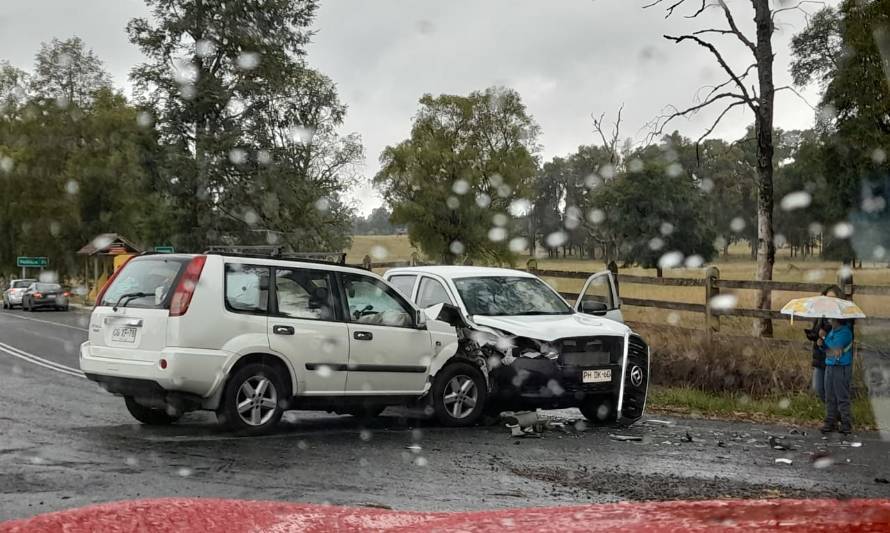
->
<box><xmin>804</xmin><ymin>286</ymin><xmax>843</xmax><ymax>403</ymax></box>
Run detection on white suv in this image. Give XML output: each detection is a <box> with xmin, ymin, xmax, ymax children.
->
<box><xmin>383</xmin><ymin>266</ymin><xmax>649</xmax><ymax>425</ymax></box>
<box><xmin>80</xmin><ymin>253</ymin><xmax>482</xmax><ymax>434</ymax></box>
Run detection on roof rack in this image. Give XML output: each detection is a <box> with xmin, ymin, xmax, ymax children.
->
<box><xmin>203</xmin><ymin>245</ymin><xmax>347</xmax><ymax>265</ymax></box>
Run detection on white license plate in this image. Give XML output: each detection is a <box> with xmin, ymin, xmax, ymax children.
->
<box><xmin>111</xmin><ymin>326</ymin><xmax>138</xmax><ymax>344</ymax></box>
<box><xmin>582</xmin><ymin>369</ymin><xmax>611</xmax><ymax>383</ymax></box>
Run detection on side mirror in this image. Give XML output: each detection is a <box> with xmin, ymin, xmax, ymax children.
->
<box><xmin>580</xmin><ymin>299</ymin><xmax>609</xmax><ymax>315</ymax></box>
<box><xmin>415</xmin><ymin>309</ymin><xmax>428</xmax><ymax>329</ymax></box>
<box><xmin>425</xmin><ymin>302</ymin><xmax>469</xmax><ymax>328</ymax></box>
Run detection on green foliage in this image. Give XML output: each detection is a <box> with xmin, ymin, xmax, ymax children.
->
<box><xmin>32</xmin><ymin>37</ymin><xmax>111</xmax><ymax>107</ymax></box>
<box><xmin>375</xmin><ymin>87</ymin><xmax>539</xmax><ymax>264</ymax></box>
<box><xmin>353</xmin><ymin>207</ymin><xmax>398</xmax><ymax>235</ymax></box>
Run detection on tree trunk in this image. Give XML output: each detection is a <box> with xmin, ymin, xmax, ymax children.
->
<box><xmin>753</xmin><ymin>0</ymin><xmax>776</xmax><ymax>338</ymax></box>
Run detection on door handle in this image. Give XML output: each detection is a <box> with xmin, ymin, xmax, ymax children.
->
<box><xmin>353</xmin><ymin>331</ymin><xmax>373</xmax><ymax>341</ymax></box>
<box><xmin>273</xmin><ymin>325</ymin><xmax>295</xmax><ymax>335</ymax></box>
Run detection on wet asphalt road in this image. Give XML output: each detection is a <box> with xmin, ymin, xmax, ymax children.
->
<box><xmin>1</xmin><ymin>307</ymin><xmax>890</xmax><ymax>522</ymax></box>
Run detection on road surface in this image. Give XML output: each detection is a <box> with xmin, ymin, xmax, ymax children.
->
<box><xmin>1</xmin><ymin>307</ymin><xmax>889</xmax><ymax>521</ymax></box>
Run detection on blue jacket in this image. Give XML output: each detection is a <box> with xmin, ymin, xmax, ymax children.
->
<box><xmin>824</xmin><ymin>324</ymin><xmax>853</xmax><ymax>366</ymax></box>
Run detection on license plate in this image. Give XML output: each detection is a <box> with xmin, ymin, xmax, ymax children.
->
<box><xmin>582</xmin><ymin>369</ymin><xmax>611</xmax><ymax>383</ymax></box>
<box><xmin>111</xmin><ymin>326</ymin><xmax>138</xmax><ymax>344</ymax></box>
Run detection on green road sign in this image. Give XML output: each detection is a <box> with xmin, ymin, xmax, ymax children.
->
<box><xmin>154</xmin><ymin>246</ymin><xmax>175</xmax><ymax>254</ymax></box>
<box><xmin>17</xmin><ymin>257</ymin><xmax>48</xmax><ymax>267</ymax></box>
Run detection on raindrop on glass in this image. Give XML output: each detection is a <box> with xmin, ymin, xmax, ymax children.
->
<box><xmin>315</xmin><ymin>197</ymin><xmax>331</xmax><ymax>213</ymax></box>
<box><xmin>660</xmin><ymin>222</ymin><xmax>674</xmax><ymax>236</ymax></box>
<box><xmin>709</xmin><ymin>294</ymin><xmax>738</xmax><ymax>311</ymax></box>
<box><xmin>587</xmin><ymin>209</ymin><xmax>605</xmax><ymax>225</ymax></box>
<box><xmin>370</xmin><ymin>245</ymin><xmax>388</xmax><ymax>260</ymax></box>
<box><xmin>177</xmin><ymin>467</ymin><xmax>193</xmax><ymax>477</ymax></box>
<box><xmin>658</xmin><ymin>251</ymin><xmax>683</xmax><ymax>270</ymax></box>
<box><xmin>475</xmin><ymin>193</ymin><xmax>491</xmax><ymax>208</ymax></box>
<box><xmin>509</xmin><ymin>198</ymin><xmax>531</xmax><ymax>217</ymax></box>
<box><xmin>780</xmin><ymin>191</ymin><xmax>812</xmax><ymax>211</ymax></box>
<box><xmin>136</xmin><ymin>111</ymin><xmax>153</xmax><ymax>128</ymax></box>
<box><xmin>730</xmin><ymin>217</ymin><xmax>746</xmax><ymax>233</ymax></box>
<box><xmin>196</xmin><ymin>39</ymin><xmax>217</xmax><ymax>58</ymax></box>
<box><xmin>684</xmin><ymin>255</ymin><xmax>704</xmax><ymax>268</ymax></box>
<box><xmin>0</xmin><ymin>156</ymin><xmax>13</xmax><ymax>174</ymax></box>
<box><xmin>872</xmin><ymin>148</ymin><xmax>887</xmax><ymax>164</ymax></box>
<box><xmin>229</xmin><ymin>148</ymin><xmax>248</xmax><ymax>165</ymax></box>
<box><xmin>452</xmin><ymin>179</ymin><xmax>469</xmax><ymax>195</ymax></box>
<box><xmin>832</xmin><ymin>222</ymin><xmax>853</xmax><ymax>239</ymax></box>
<box><xmin>488</xmin><ymin>227</ymin><xmax>507</xmax><ymax>242</ymax></box>
<box><xmin>257</xmin><ymin>150</ymin><xmax>272</xmax><ymax>165</ymax></box>
<box><xmin>316</xmin><ymin>365</ymin><xmax>333</xmax><ymax>378</ymax></box>
<box><xmin>446</xmin><ymin>196</ymin><xmax>460</xmax><ymax>210</ymax></box>
<box><xmin>509</xmin><ymin>237</ymin><xmax>528</xmax><ymax>253</ymax></box>
<box><xmin>628</xmin><ymin>158</ymin><xmax>644</xmax><ymax>173</ymax></box>
<box><xmin>65</xmin><ymin>180</ymin><xmax>79</xmax><ymax>195</ymax></box>
<box><xmin>237</xmin><ymin>51</ymin><xmax>261</xmax><ymax>70</ymax></box>
<box><xmin>666</xmin><ymin>163</ymin><xmax>683</xmax><ymax>177</ymax></box>
<box><xmin>359</xmin><ymin>429</ymin><xmax>372</xmax><ymax>442</ymax></box>
<box><xmin>450</xmin><ymin>241</ymin><xmax>465</xmax><ymax>255</ymax></box>
<box><xmin>648</xmin><ymin>237</ymin><xmax>664</xmax><ymax>251</ymax></box>
<box><xmin>546</xmin><ymin>231</ymin><xmax>568</xmax><ymax>248</ymax></box>
<box><xmin>699</xmin><ymin>178</ymin><xmax>714</xmax><ymax>193</ymax></box>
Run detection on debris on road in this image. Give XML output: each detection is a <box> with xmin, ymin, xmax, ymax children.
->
<box><xmin>769</xmin><ymin>436</ymin><xmax>794</xmax><ymax>451</ymax></box>
<box><xmin>682</xmin><ymin>432</ymin><xmax>693</xmax><ymax>443</ymax></box>
<box><xmin>717</xmin><ymin>441</ymin><xmax>726</xmax><ymax>448</ymax></box>
<box><xmin>775</xmin><ymin>458</ymin><xmax>793</xmax><ymax>465</ymax></box>
<box><xmin>405</xmin><ymin>444</ymin><xmax>422</xmax><ymax>453</ymax></box>
<box><xmin>644</xmin><ymin>419</ymin><xmax>674</xmax><ymax>426</ymax></box>
<box><xmin>609</xmin><ymin>434</ymin><xmax>642</xmax><ymax>442</ymax></box>
<box><xmin>875</xmin><ymin>478</ymin><xmax>889</xmax><ymax>484</ymax></box>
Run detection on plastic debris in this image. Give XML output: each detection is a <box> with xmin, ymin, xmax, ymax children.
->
<box><xmin>769</xmin><ymin>436</ymin><xmax>793</xmax><ymax>451</ymax></box>
<box><xmin>775</xmin><ymin>458</ymin><xmax>793</xmax><ymax>465</ymax></box>
<box><xmin>850</xmin><ymin>442</ymin><xmax>863</xmax><ymax>448</ymax></box>
<box><xmin>609</xmin><ymin>434</ymin><xmax>642</xmax><ymax>442</ymax></box>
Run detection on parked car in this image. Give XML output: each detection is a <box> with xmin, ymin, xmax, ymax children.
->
<box><xmin>80</xmin><ymin>252</ymin><xmax>474</xmax><ymax>435</ymax></box>
<box><xmin>383</xmin><ymin>266</ymin><xmax>649</xmax><ymax>425</ymax></box>
<box><xmin>22</xmin><ymin>282</ymin><xmax>71</xmax><ymax>311</ymax></box>
<box><xmin>2</xmin><ymin>278</ymin><xmax>37</xmax><ymax>309</ymax></box>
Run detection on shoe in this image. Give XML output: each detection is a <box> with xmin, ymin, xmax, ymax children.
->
<box><xmin>820</xmin><ymin>423</ymin><xmax>836</xmax><ymax>434</ymax></box>
<box><xmin>840</xmin><ymin>427</ymin><xmax>852</xmax><ymax>436</ymax></box>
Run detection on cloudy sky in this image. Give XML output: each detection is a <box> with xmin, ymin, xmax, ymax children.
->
<box><xmin>0</xmin><ymin>0</ymin><xmax>824</xmax><ymax>214</ymax></box>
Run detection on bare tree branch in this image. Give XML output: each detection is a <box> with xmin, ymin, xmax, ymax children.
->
<box><xmin>695</xmin><ymin>100</ymin><xmax>746</xmax><ymax>143</ymax></box>
<box><xmin>592</xmin><ymin>103</ymin><xmax>625</xmax><ymax>164</ymax></box>
<box><xmin>685</xmin><ymin>0</ymin><xmax>709</xmax><ymax>18</ymax></box>
<box><xmin>717</xmin><ymin>0</ymin><xmax>757</xmax><ymax>55</ymax></box>
<box><xmin>772</xmin><ymin>0</ymin><xmax>825</xmax><ymax>22</ymax></box>
<box><xmin>642</xmin><ymin>0</ymin><xmax>689</xmax><ymax>18</ymax></box>
<box><xmin>664</xmin><ymin>34</ymin><xmax>757</xmax><ymax>112</ymax></box>
<box><xmin>697</xmin><ymin>63</ymin><xmax>757</xmax><ymax>102</ymax></box>
<box><xmin>775</xmin><ymin>85</ymin><xmax>816</xmax><ymax>110</ymax></box>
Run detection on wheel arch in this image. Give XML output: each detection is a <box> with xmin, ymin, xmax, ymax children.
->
<box><xmin>218</xmin><ymin>352</ymin><xmax>295</xmax><ymax>404</ymax></box>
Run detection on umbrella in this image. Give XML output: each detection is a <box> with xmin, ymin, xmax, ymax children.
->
<box><xmin>781</xmin><ymin>296</ymin><xmax>866</xmax><ymax>324</ymax></box>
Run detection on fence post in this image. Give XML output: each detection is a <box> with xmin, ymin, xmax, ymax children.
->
<box><xmin>362</xmin><ymin>254</ymin><xmax>372</xmax><ymax>270</ymax></box>
<box><xmin>527</xmin><ymin>258</ymin><xmax>538</xmax><ymax>273</ymax></box>
<box><xmin>704</xmin><ymin>266</ymin><xmax>721</xmax><ymax>343</ymax></box>
<box><xmin>410</xmin><ymin>252</ymin><xmax>419</xmax><ymax>266</ymax></box>
<box><xmin>838</xmin><ymin>263</ymin><xmax>854</xmax><ymax>299</ymax></box>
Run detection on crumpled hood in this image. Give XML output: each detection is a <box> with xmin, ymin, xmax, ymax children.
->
<box><xmin>472</xmin><ymin>313</ymin><xmax>630</xmax><ymax>342</ymax></box>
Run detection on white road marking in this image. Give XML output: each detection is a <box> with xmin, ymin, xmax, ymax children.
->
<box><xmin>1</xmin><ymin>311</ymin><xmax>89</xmax><ymax>332</ymax></box>
<box><xmin>0</xmin><ymin>341</ymin><xmax>85</xmax><ymax>379</ymax></box>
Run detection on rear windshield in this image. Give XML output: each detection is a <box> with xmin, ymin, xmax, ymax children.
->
<box><xmin>99</xmin><ymin>257</ymin><xmax>188</xmax><ymax>309</ymax></box>
<box><xmin>12</xmin><ymin>280</ymin><xmax>34</xmax><ymax>289</ymax></box>
<box><xmin>35</xmin><ymin>283</ymin><xmax>61</xmax><ymax>292</ymax></box>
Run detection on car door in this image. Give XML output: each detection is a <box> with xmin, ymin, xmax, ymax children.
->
<box><xmin>415</xmin><ymin>276</ymin><xmax>456</xmax><ymax>309</ymax></box>
<box><xmin>267</xmin><ymin>266</ymin><xmax>350</xmax><ymax>394</ymax></box>
<box><xmin>339</xmin><ymin>272</ymin><xmax>433</xmax><ymax>394</ymax></box>
<box><xmin>574</xmin><ymin>271</ymin><xmax>623</xmax><ymax>323</ymax></box>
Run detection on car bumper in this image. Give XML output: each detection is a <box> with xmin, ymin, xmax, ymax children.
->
<box><xmin>79</xmin><ymin>341</ymin><xmax>231</xmax><ymax>400</ymax></box>
<box><xmin>29</xmin><ymin>297</ymin><xmax>67</xmax><ymax>308</ymax></box>
<box><xmin>6</xmin><ymin>295</ymin><xmax>23</xmax><ymax>304</ymax></box>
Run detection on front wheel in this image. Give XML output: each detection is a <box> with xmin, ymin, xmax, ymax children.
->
<box><xmin>218</xmin><ymin>363</ymin><xmax>286</xmax><ymax>435</ymax></box>
<box><xmin>431</xmin><ymin>362</ymin><xmax>487</xmax><ymax>427</ymax></box>
<box><xmin>124</xmin><ymin>396</ymin><xmax>181</xmax><ymax>425</ymax></box>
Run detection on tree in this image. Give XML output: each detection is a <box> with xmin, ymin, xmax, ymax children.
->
<box><xmin>128</xmin><ymin>0</ymin><xmax>359</xmax><ymax>253</ymax></box>
<box><xmin>791</xmin><ymin>1</ymin><xmax>890</xmax><ymax>262</ymax></box>
<box><xmin>375</xmin><ymin>87</ymin><xmax>539</xmax><ymax>264</ymax></box>
<box><xmin>0</xmin><ymin>61</ymin><xmax>30</xmax><ymax>114</ymax></box>
<box><xmin>644</xmin><ymin>0</ymin><xmax>807</xmax><ymax>337</ymax></box>
<box><xmin>32</xmin><ymin>37</ymin><xmax>111</xmax><ymax>107</ymax></box>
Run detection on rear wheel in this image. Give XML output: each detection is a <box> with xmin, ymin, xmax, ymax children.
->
<box><xmin>579</xmin><ymin>396</ymin><xmax>618</xmax><ymax>425</ymax></box>
<box><xmin>124</xmin><ymin>396</ymin><xmax>181</xmax><ymax>425</ymax></box>
<box><xmin>23</xmin><ymin>299</ymin><xmax>31</xmax><ymax>312</ymax></box>
<box><xmin>218</xmin><ymin>363</ymin><xmax>286</xmax><ymax>435</ymax></box>
<box><xmin>431</xmin><ymin>362</ymin><xmax>487</xmax><ymax>427</ymax></box>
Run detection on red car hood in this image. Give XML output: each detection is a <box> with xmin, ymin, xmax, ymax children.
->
<box><xmin>3</xmin><ymin>498</ymin><xmax>890</xmax><ymax>532</ymax></box>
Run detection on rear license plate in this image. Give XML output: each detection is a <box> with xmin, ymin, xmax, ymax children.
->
<box><xmin>111</xmin><ymin>326</ymin><xmax>138</xmax><ymax>344</ymax></box>
<box><xmin>582</xmin><ymin>369</ymin><xmax>611</xmax><ymax>383</ymax></box>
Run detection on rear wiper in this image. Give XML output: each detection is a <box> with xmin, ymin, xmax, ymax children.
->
<box><xmin>113</xmin><ymin>292</ymin><xmax>151</xmax><ymax>312</ymax></box>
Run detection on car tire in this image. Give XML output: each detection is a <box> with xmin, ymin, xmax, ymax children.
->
<box><xmin>579</xmin><ymin>395</ymin><xmax>618</xmax><ymax>425</ymax></box>
<box><xmin>24</xmin><ymin>299</ymin><xmax>31</xmax><ymax>312</ymax></box>
<box><xmin>124</xmin><ymin>396</ymin><xmax>181</xmax><ymax>425</ymax></box>
<box><xmin>218</xmin><ymin>363</ymin><xmax>286</xmax><ymax>436</ymax></box>
<box><xmin>431</xmin><ymin>361</ymin><xmax>487</xmax><ymax>427</ymax></box>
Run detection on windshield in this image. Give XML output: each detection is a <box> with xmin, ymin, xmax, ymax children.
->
<box><xmin>99</xmin><ymin>257</ymin><xmax>187</xmax><ymax>309</ymax></box>
<box><xmin>453</xmin><ymin>276</ymin><xmax>572</xmax><ymax>317</ymax></box>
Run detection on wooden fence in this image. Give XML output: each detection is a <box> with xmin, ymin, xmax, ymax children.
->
<box><xmin>358</xmin><ymin>254</ymin><xmax>890</xmax><ymax>337</ymax></box>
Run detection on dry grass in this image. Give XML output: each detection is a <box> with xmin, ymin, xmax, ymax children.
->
<box><xmin>346</xmin><ymin>235</ymin><xmax>420</xmax><ymax>264</ymax></box>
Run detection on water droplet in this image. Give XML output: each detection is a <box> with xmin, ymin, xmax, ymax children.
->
<box><xmin>229</xmin><ymin>148</ymin><xmax>247</xmax><ymax>165</ymax></box>
<box><xmin>666</xmin><ymin>163</ymin><xmax>683</xmax><ymax>177</ymax></box>
<box><xmin>173</xmin><ymin>60</ymin><xmax>198</xmax><ymax>84</ymax></box>
<box><xmin>804</xmin><ymin>269</ymin><xmax>825</xmax><ymax>282</ymax></box>
<box><xmin>316</xmin><ymin>365</ymin><xmax>332</xmax><ymax>378</ymax></box>
<box><xmin>359</xmin><ymin>430</ymin><xmax>372</xmax><ymax>442</ymax></box>
<box><xmin>660</xmin><ymin>222</ymin><xmax>674</xmax><ymax>236</ymax></box>
<box><xmin>774</xmin><ymin>233</ymin><xmax>787</xmax><ymax>248</ymax></box>
<box><xmin>699</xmin><ymin>177</ymin><xmax>714</xmax><ymax>193</ymax></box>
<box><xmin>289</xmin><ymin>125</ymin><xmax>315</xmax><ymax>145</ymax></box>
<box><xmin>509</xmin><ymin>198</ymin><xmax>531</xmax><ymax>217</ymax></box>
<box><xmin>315</xmin><ymin>197</ymin><xmax>330</xmax><ymax>213</ymax></box>
<box><xmin>449</xmin><ymin>241</ymin><xmax>465</xmax><ymax>255</ymax></box>
<box><xmin>11</xmin><ymin>364</ymin><xmax>23</xmax><ymax>375</ymax></box>
<box><xmin>370</xmin><ymin>245</ymin><xmax>388</xmax><ymax>260</ymax></box>
<box><xmin>546</xmin><ymin>231</ymin><xmax>568</xmax><ymax>248</ymax></box>
<box><xmin>38</xmin><ymin>271</ymin><xmax>58</xmax><ymax>283</ymax></box>
<box><xmin>475</xmin><ymin>193</ymin><xmax>491</xmax><ymax>208</ymax></box>
<box><xmin>492</xmin><ymin>213</ymin><xmax>508</xmax><ymax>227</ymax></box>
<box><xmin>125</xmin><ymin>457</ymin><xmax>139</xmax><ymax>467</ymax></box>
<box><xmin>874</xmin><ymin>245</ymin><xmax>886</xmax><ymax>260</ymax></box>
<box><xmin>778</xmin><ymin>398</ymin><xmax>790</xmax><ymax>410</ymax></box>
<box><xmin>414</xmin><ymin>456</ymin><xmax>428</xmax><ymax>467</ymax></box>
<box><xmin>321</xmin><ymin>338</ymin><xmax>337</xmax><ymax>354</ymax></box>
<box><xmin>30</xmin><ymin>456</ymin><xmax>45</xmax><ymax>465</ymax></box>
<box><xmin>730</xmin><ymin>217</ymin><xmax>746</xmax><ymax>233</ymax></box>
<box><xmin>243</xmin><ymin>209</ymin><xmax>259</xmax><ymax>226</ymax></box>
<box><xmin>488</xmin><ymin>227</ymin><xmax>507</xmax><ymax>242</ymax></box>
<box><xmin>648</xmin><ymin>237</ymin><xmax>664</xmax><ymax>251</ymax></box>
<box><xmin>813</xmin><ymin>456</ymin><xmax>834</xmax><ymax>469</ymax></box>
<box><xmin>564</xmin><ymin>206</ymin><xmax>582</xmax><ymax>230</ymax></box>
<box><xmin>489</xmin><ymin>174</ymin><xmax>504</xmax><ymax>187</ymax></box>
<box><xmin>0</xmin><ymin>156</ymin><xmax>13</xmax><ymax>174</ymax></box>
<box><xmin>180</xmin><ymin>84</ymin><xmax>196</xmax><ymax>100</ymax></box>
<box><xmin>196</xmin><ymin>39</ymin><xmax>217</xmax><ymax>58</ymax></box>
<box><xmin>446</xmin><ymin>196</ymin><xmax>460</xmax><ymax>210</ymax></box>
<box><xmin>709</xmin><ymin>294</ymin><xmax>738</xmax><ymax>311</ymax></box>
<box><xmin>452</xmin><ymin>179</ymin><xmax>469</xmax><ymax>195</ymax></box>
<box><xmin>832</xmin><ymin>222</ymin><xmax>853</xmax><ymax>239</ymax></box>
<box><xmin>585</xmin><ymin>174</ymin><xmax>602</xmax><ymax>188</ymax></box>
<box><xmin>177</xmin><ymin>467</ymin><xmax>192</xmax><ymax>477</ymax></box>
<box><xmin>628</xmin><ymin>159</ymin><xmax>644</xmax><ymax>173</ymax></box>
<box><xmin>497</xmin><ymin>184</ymin><xmax>512</xmax><ymax>198</ymax></box>
<box><xmin>658</xmin><ymin>251</ymin><xmax>683</xmax><ymax>270</ymax></box>
<box><xmin>136</xmin><ymin>111</ymin><xmax>153</xmax><ymax>128</ymax></box>
<box><xmin>808</xmin><ymin>222</ymin><xmax>823</xmax><ymax>236</ymax></box>
<box><xmin>780</xmin><ymin>191</ymin><xmax>812</xmax><ymax>211</ymax></box>
<box><xmin>55</xmin><ymin>95</ymin><xmax>69</xmax><ymax>108</ymax></box>
<box><xmin>411</xmin><ymin>428</ymin><xmax>423</xmax><ymax>441</ymax></box>
<box><xmin>508</xmin><ymin>237</ymin><xmax>528</xmax><ymax>253</ymax></box>
<box><xmin>49</xmin><ymin>221</ymin><xmax>61</xmax><ymax>237</ymax></box>
<box><xmin>237</xmin><ymin>51</ymin><xmax>261</xmax><ymax>70</ymax></box>
<box><xmin>588</xmin><ymin>209</ymin><xmax>605</xmax><ymax>224</ymax></box>
<box><xmin>257</xmin><ymin>150</ymin><xmax>272</xmax><ymax>165</ymax></box>
<box><xmin>297</xmin><ymin>440</ymin><xmax>308</xmax><ymax>450</ymax></box>
<box><xmin>872</xmin><ymin>148</ymin><xmax>887</xmax><ymax>164</ymax></box>
<box><xmin>684</xmin><ymin>255</ymin><xmax>704</xmax><ymax>268</ymax></box>
<box><xmin>600</xmin><ymin>164</ymin><xmax>615</xmax><ymax>180</ymax></box>
<box><xmin>666</xmin><ymin>312</ymin><xmax>680</xmax><ymax>326</ymax></box>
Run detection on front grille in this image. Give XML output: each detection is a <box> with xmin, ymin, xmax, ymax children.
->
<box><xmin>621</xmin><ymin>334</ymin><xmax>650</xmax><ymax>420</ymax></box>
<box><xmin>557</xmin><ymin>336</ymin><xmax>621</xmax><ymax>368</ymax></box>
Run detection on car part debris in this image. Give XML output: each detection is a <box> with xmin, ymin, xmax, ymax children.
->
<box><xmin>876</xmin><ymin>478</ymin><xmax>890</xmax><ymax>484</ymax></box>
<box><xmin>609</xmin><ymin>434</ymin><xmax>642</xmax><ymax>442</ymax></box>
<box><xmin>682</xmin><ymin>432</ymin><xmax>693</xmax><ymax>443</ymax></box>
<box><xmin>502</xmin><ymin>411</ymin><xmax>540</xmax><ymax>428</ymax></box>
<box><xmin>850</xmin><ymin>442</ymin><xmax>863</xmax><ymax>448</ymax></box>
<box><xmin>775</xmin><ymin>458</ymin><xmax>793</xmax><ymax>465</ymax></box>
<box><xmin>769</xmin><ymin>436</ymin><xmax>793</xmax><ymax>451</ymax></box>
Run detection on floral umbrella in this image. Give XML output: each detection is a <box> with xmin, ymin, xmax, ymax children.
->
<box><xmin>780</xmin><ymin>296</ymin><xmax>866</xmax><ymax>324</ymax></box>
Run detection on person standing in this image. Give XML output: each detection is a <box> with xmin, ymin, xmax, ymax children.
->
<box><xmin>820</xmin><ymin>318</ymin><xmax>855</xmax><ymax>435</ymax></box>
<box><xmin>804</xmin><ymin>286</ymin><xmax>842</xmax><ymax>402</ymax></box>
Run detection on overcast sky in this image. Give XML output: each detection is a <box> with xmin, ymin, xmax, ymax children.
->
<box><xmin>0</xmin><ymin>0</ymin><xmax>824</xmax><ymax>215</ymax></box>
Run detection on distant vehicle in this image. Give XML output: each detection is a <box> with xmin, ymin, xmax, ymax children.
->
<box><xmin>79</xmin><ymin>252</ymin><xmax>475</xmax><ymax>435</ymax></box>
<box><xmin>383</xmin><ymin>266</ymin><xmax>648</xmax><ymax>425</ymax></box>
<box><xmin>21</xmin><ymin>282</ymin><xmax>70</xmax><ymax>312</ymax></box>
<box><xmin>2</xmin><ymin>278</ymin><xmax>37</xmax><ymax>309</ymax></box>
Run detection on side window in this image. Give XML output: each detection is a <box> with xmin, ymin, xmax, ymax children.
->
<box><xmin>388</xmin><ymin>275</ymin><xmax>417</xmax><ymax>300</ymax></box>
<box><xmin>417</xmin><ymin>277</ymin><xmax>453</xmax><ymax>308</ymax></box>
<box><xmin>274</xmin><ymin>268</ymin><xmax>338</xmax><ymax>321</ymax></box>
<box><xmin>225</xmin><ymin>264</ymin><xmax>270</xmax><ymax>313</ymax></box>
<box><xmin>342</xmin><ymin>274</ymin><xmax>414</xmax><ymax>328</ymax></box>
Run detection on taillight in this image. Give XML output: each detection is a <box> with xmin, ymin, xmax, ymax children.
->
<box><xmin>94</xmin><ymin>255</ymin><xmax>135</xmax><ymax>307</ymax></box>
<box><xmin>63</xmin><ymin>291</ymin><xmax>71</xmax><ymax>297</ymax></box>
<box><xmin>34</xmin><ymin>292</ymin><xmax>43</xmax><ymax>299</ymax></box>
<box><xmin>169</xmin><ymin>256</ymin><xmax>206</xmax><ymax>317</ymax></box>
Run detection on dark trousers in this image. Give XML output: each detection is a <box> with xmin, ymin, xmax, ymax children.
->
<box><xmin>824</xmin><ymin>364</ymin><xmax>853</xmax><ymax>431</ymax></box>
